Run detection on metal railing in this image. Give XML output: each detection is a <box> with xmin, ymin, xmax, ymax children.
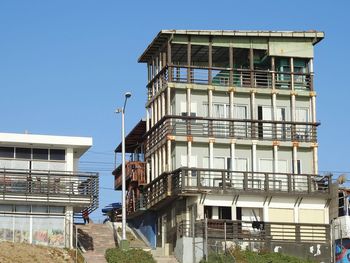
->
<box><xmin>145</xmin><ymin>115</ymin><xmax>318</xmax><ymax>153</ymax></box>
<box><xmin>147</xmin><ymin>65</ymin><xmax>312</xmax><ymax>99</ymax></box>
<box><xmin>136</xmin><ymin>168</ymin><xmax>330</xmax><ymax>212</ymax></box>
<box><xmin>0</xmin><ymin>168</ymin><xmax>99</xmax><ymax>210</ymax></box>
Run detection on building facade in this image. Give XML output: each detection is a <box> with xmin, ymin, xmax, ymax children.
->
<box><xmin>0</xmin><ymin>132</ymin><xmax>99</xmax><ymax>248</ymax></box>
<box><xmin>114</xmin><ymin>30</ymin><xmax>332</xmax><ymax>261</ymax></box>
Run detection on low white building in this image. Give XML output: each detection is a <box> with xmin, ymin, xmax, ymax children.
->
<box><xmin>0</xmin><ymin>132</ymin><xmax>99</xmax><ymax>248</ymax></box>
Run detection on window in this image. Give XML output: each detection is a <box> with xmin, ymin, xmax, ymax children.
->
<box><xmin>33</xmin><ymin>149</ymin><xmax>49</xmax><ymax>160</ymax></box>
<box><xmin>50</xmin><ymin>149</ymin><xmax>65</xmax><ymax>161</ymax></box>
<box><xmin>219</xmin><ymin>207</ymin><xmax>232</xmax><ymax>220</ymax></box>
<box><xmin>16</xmin><ymin>148</ymin><xmax>31</xmax><ymax>159</ymax></box>
<box><xmin>292</xmin><ymin>160</ymin><xmax>302</xmax><ymax>174</ymax></box>
<box><xmin>0</xmin><ymin>147</ymin><xmax>14</xmax><ymax>158</ymax></box>
<box><xmin>204</xmin><ymin>206</ymin><xmax>213</xmax><ymax>219</ymax></box>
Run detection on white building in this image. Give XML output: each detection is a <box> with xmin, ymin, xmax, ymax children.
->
<box><xmin>0</xmin><ymin>132</ymin><xmax>99</xmax><ymax>248</ymax></box>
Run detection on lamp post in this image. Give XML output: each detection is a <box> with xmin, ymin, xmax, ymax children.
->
<box><xmin>116</xmin><ymin>91</ymin><xmax>131</xmax><ymax>249</ymax></box>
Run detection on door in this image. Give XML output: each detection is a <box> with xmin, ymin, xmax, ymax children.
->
<box><xmin>258</xmin><ymin>106</ymin><xmax>272</xmax><ymax>139</ymax></box>
<box><xmin>161</xmin><ymin>214</ymin><xmax>167</xmax><ymax>249</ymax></box>
<box><xmin>276</xmin><ymin>107</ymin><xmax>288</xmax><ymax>140</ymax></box>
<box><xmin>295</xmin><ymin>108</ymin><xmax>309</xmax><ymax>140</ymax></box>
<box><xmin>234</xmin><ymin>158</ymin><xmax>248</xmax><ymax>189</ymax></box>
<box><xmin>233</xmin><ymin>105</ymin><xmax>248</xmax><ymax>138</ymax></box>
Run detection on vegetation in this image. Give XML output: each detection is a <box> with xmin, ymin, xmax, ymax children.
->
<box><xmin>200</xmin><ymin>246</ymin><xmax>317</xmax><ymax>263</ymax></box>
<box><xmin>105</xmin><ymin>247</ymin><xmax>156</xmax><ymax>263</ymax></box>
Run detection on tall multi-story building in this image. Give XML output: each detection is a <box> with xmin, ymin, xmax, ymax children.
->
<box><xmin>113</xmin><ymin>30</ymin><xmax>331</xmax><ymax>261</ymax></box>
<box><xmin>0</xmin><ymin>132</ymin><xmax>99</xmax><ymax>248</ymax></box>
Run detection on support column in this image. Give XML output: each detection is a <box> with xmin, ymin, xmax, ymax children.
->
<box><xmin>167</xmin><ymin>139</ymin><xmax>172</xmax><ymax>172</ymax></box>
<box><xmin>208</xmin><ymin>88</ymin><xmax>213</xmax><ymax>117</ymax></box>
<box><xmin>167</xmin><ymin>86</ymin><xmax>171</xmax><ymax>115</ymax></box>
<box><xmin>66</xmin><ymin>148</ymin><xmax>74</xmax><ymax>172</ymax></box>
<box><xmin>309</xmin><ymin>58</ymin><xmax>314</xmax><ymax>91</ymax></box>
<box><xmin>157</xmin><ymin>96</ymin><xmax>161</xmax><ymax>122</ymax></box>
<box><xmin>229</xmin><ymin>89</ymin><xmax>234</xmax><ymax>118</ymax></box>
<box><xmin>311</xmin><ymin>93</ymin><xmax>317</xmax><ymax>123</ymax></box>
<box><xmin>313</xmin><ymin>144</ymin><xmax>318</xmax><ymax>174</ymax></box>
<box><xmin>230</xmin><ymin>139</ymin><xmax>236</xmax><ymax>171</ymax></box>
<box><xmin>154</xmin><ymin>100</ymin><xmax>158</xmax><ymax>124</ymax></box>
<box><xmin>158</xmin><ymin>149</ymin><xmax>162</xmax><ymax>175</ymax></box>
<box><xmin>252</xmin><ymin>141</ymin><xmax>257</xmax><ymax>172</ymax></box>
<box><xmin>208</xmin><ymin>39</ymin><xmax>212</xmax><ymax>85</ymax></box>
<box><xmin>273</xmin><ymin>144</ymin><xmax>278</xmax><ymax>173</ymax></box>
<box><xmin>271</xmin><ymin>57</ymin><xmax>275</xmax><ymax>89</ymax></box>
<box><xmin>251</xmin><ymin>91</ymin><xmax>256</xmax><ymax>120</ymax></box>
<box><xmin>65</xmin><ymin>206</ymin><xmax>73</xmax><ymax>248</ymax></box>
<box><xmin>290</xmin><ymin>57</ymin><xmax>294</xmax><ymax>91</ymax></box>
<box><xmin>291</xmin><ymin>94</ymin><xmax>296</xmax><ymax>122</ymax></box>
<box><xmin>187</xmin><ymin>141</ymin><xmax>192</xmax><ymax>168</ymax></box>
<box><xmin>187</xmin><ymin>36</ymin><xmax>191</xmax><ymax>83</ymax></box>
<box><xmin>151</xmin><ymin>154</ymin><xmax>155</xmax><ymax>181</ymax></box>
<box><xmin>150</xmin><ymin>103</ymin><xmax>154</xmax><ymax>127</ymax></box>
<box><xmin>146</xmin><ymin>160</ymin><xmax>150</xmax><ymax>184</ymax></box>
<box><xmin>161</xmin><ymin>92</ymin><xmax>166</xmax><ymax>118</ymax></box>
<box><xmin>292</xmin><ymin>143</ymin><xmax>298</xmax><ymax>174</ymax></box>
<box><xmin>146</xmin><ymin>108</ymin><xmax>150</xmax><ymax>132</ymax></box>
<box><xmin>162</xmin><ymin>145</ymin><xmax>166</xmax><ymax>173</ymax></box>
<box><xmin>167</xmin><ymin>40</ymin><xmax>172</xmax><ymax>81</ymax></box>
<box><xmin>187</xmin><ymin>86</ymin><xmax>191</xmax><ymax>116</ymax></box>
<box><xmin>209</xmin><ymin>139</ymin><xmax>214</xmax><ymax>170</ymax></box>
<box><xmin>154</xmin><ymin>152</ymin><xmax>158</xmax><ymax>179</ymax></box>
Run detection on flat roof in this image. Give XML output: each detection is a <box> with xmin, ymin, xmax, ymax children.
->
<box><xmin>138</xmin><ymin>29</ymin><xmax>325</xmax><ymax>63</ymax></box>
<box><xmin>0</xmin><ymin>132</ymin><xmax>92</xmax><ymax>157</ymax></box>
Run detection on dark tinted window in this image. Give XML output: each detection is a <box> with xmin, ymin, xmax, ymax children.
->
<box><xmin>33</xmin><ymin>148</ymin><xmax>48</xmax><ymax>160</ymax></box>
<box><xmin>50</xmin><ymin>149</ymin><xmax>65</xmax><ymax>161</ymax></box>
<box><xmin>0</xmin><ymin>147</ymin><xmax>14</xmax><ymax>158</ymax></box>
<box><xmin>16</xmin><ymin>148</ymin><xmax>31</xmax><ymax>159</ymax></box>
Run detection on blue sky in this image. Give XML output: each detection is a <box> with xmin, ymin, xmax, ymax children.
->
<box><xmin>0</xmin><ymin>0</ymin><xmax>349</xmax><ymax>220</ymax></box>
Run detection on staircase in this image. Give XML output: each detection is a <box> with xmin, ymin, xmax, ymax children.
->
<box><xmin>151</xmin><ymin>247</ymin><xmax>179</xmax><ymax>263</ymax></box>
<box><xmin>76</xmin><ymin>223</ymin><xmax>117</xmax><ymax>263</ymax></box>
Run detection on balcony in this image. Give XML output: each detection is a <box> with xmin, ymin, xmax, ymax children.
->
<box><xmin>113</xmin><ymin>161</ymin><xmax>146</xmax><ymax>190</ymax></box>
<box><xmin>0</xmin><ymin>168</ymin><xmax>99</xmax><ymax>209</ymax></box>
<box><xmin>137</xmin><ymin>168</ymin><xmax>330</xmax><ymax>212</ymax></box>
<box><xmin>146</xmin><ymin>115</ymin><xmax>318</xmax><ymax>153</ymax></box>
<box><xmin>147</xmin><ymin>65</ymin><xmax>312</xmax><ymax>99</ymax></box>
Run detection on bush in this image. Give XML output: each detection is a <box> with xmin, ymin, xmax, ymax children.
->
<box><xmin>105</xmin><ymin>248</ymin><xmax>156</xmax><ymax>263</ymax></box>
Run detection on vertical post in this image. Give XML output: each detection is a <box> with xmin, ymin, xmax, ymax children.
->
<box><xmin>205</xmin><ymin>217</ymin><xmax>208</xmax><ymax>261</ymax></box>
<box><xmin>167</xmin><ymin>86</ymin><xmax>171</xmax><ymax>115</ymax></box>
<box><xmin>249</xmin><ymin>47</ymin><xmax>254</xmax><ymax>88</ymax></box>
<box><xmin>187</xmin><ymin>36</ymin><xmax>191</xmax><ymax>83</ymax></box>
<box><xmin>313</xmin><ymin>144</ymin><xmax>318</xmax><ymax>175</ymax></box>
<box><xmin>192</xmin><ymin>207</ymin><xmax>196</xmax><ymax>263</ymax></box>
<box><xmin>121</xmin><ymin>108</ymin><xmax>127</xmax><ymax>242</ymax></box>
<box><xmin>229</xmin><ymin>46</ymin><xmax>234</xmax><ymax>86</ymax></box>
<box><xmin>290</xmin><ymin>57</ymin><xmax>294</xmax><ymax>91</ymax></box>
<box><xmin>208</xmin><ymin>38</ymin><xmax>212</xmax><ymax>85</ymax></box>
<box><xmin>75</xmin><ymin>225</ymin><xmax>77</xmax><ymax>263</ymax></box>
<box><xmin>271</xmin><ymin>57</ymin><xmax>275</xmax><ymax>89</ymax></box>
<box><xmin>167</xmin><ymin>140</ymin><xmax>172</xmax><ymax>172</ymax></box>
<box><xmin>167</xmin><ymin>40</ymin><xmax>172</xmax><ymax>81</ymax></box>
<box><xmin>309</xmin><ymin>58</ymin><xmax>314</xmax><ymax>91</ymax></box>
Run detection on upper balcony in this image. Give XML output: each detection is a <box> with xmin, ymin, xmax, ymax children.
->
<box><xmin>0</xmin><ymin>168</ymin><xmax>99</xmax><ymax>210</ymax></box>
<box><xmin>145</xmin><ymin>115</ymin><xmax>318</xmax><ymax>154</ymax></box>
<box><xmin>148</xmin><ymin>65</ymin><xmax>313</xmax><ymax>100</ymax></box>
<box><xmin>113</xmin><ymin>161</ymin><xmax>146</xmax><ymax>190</ymax></box>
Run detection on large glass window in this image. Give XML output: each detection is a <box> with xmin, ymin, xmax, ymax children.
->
<box><xmin>16</xmin><ymin>148</ymin><xmax>31</xmax><ymax>159</ymax></box>
<box><xmin>0</xmin><ymin>147</ymin><xmax>14</xmax><ymax>158</ymax></box>
<box><xmin>50</xmin><ymin>149</ymin><xmax>65</xmax><ymax>161</ymax></box>
<box><xmin>33</xmin><ymin>149</ymin><xmax>49</xmax><ymax>160</ymax></box>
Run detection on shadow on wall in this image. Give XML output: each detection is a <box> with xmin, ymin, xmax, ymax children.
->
<box><xmin>78</xmin><ymin>229</ymin><xmax>94</xmax><ymax>251</ymax></box>
<box><xmin>130</xmin><ymin>212</ymin><xmax>157</xmax><ymax>249</ymax></box>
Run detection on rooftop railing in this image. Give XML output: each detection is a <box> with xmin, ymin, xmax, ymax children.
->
<box><xmin>147</xmin><ymin>65</ymin><xmax>312</xmax><ymax>100</ymax></box>
<box><xmin>0</xmin><ymin>168</ymin><xmax>99</xmax><ymax>209</ymax></box>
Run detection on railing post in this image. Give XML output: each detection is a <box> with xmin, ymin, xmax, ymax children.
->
<box><xmin>288</xmin><ymin>174</ymin><xmax>292</xmax><ymax>193</ymax></box>
<box><xmin>307</xmin><ymin>174</ymin><xmax>312</xmax><ymax>193</ymax></box>
<box><xmin>197</xmin><ymin>170</ymin><xmax>201</xmax><ymax>188</ymax></box>
<box><xmin>222</xmin><ymin>171</ymin><xmax>226</xmax><ymax>190</ymax></box>
<box><xmin>182</xmin><ymin>169</ymin><xmax>186</xmax><ymax>189</ymax></box>
<box><xmin>243</xmin><ymin>172</ymin><xmax>248</xmax><ymax>190</ymax></box>
<box><xmin>265</xmin><ymin>173</ymin><xmax>269</xmax><ymax>192</ymax></box>
<box><xmin>295</xmin><ymin>224</ymin><xmax>301</xmax><ymax>242</ymax></box>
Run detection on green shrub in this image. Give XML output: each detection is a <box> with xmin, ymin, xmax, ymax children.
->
<box><xmin>105</xmin><ymin>247</ymin><xmax>156</xmax><ymax>263</ymax></box>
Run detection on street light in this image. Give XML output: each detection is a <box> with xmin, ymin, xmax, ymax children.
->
<box><xmin>115</xmin><ymin>91</ymin><xmax>132</xmax><ymax>249</ymax></box>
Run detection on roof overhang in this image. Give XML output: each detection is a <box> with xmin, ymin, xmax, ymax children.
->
<box><xmin>0</xmin><ymin>132</ymin><xmax>92</xmax><ymax>158</ymax></box>
<box><xmin>115</xmin><ymin>119</ymin><xmax>146</xmax><ymax>153</ymax></box>
<box><xmin>138</xmin><ymin>30</ymin><xmax>325</xmax><ymax>63</ymax></box>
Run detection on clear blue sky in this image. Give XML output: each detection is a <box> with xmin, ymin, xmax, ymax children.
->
<box><xmin>0</xmin><ymin>0</ymin><xmax>349</xmax><ymax>220</ymax></box>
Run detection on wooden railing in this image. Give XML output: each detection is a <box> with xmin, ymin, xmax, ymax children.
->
<box><xmin>114</xmin><ymin>161</ymin><xmax>146</xmax><ymax>190</ymax></box>
<box><xmin>147</xmin><ymin>65</ymin><xmax>312</xmax><ymax>99</ymax></box>
<box><xmin>0</xmin><ymin>168</ymin><xmax>99</xmax><ymax>209</ymax></box>
<box><xmin>145</xmin><ymin>115</ymin><xmax>318</xmax><ymax>153</ymax></box>
<box><xmin>136</xmin><ymin>168</ymin><xmax>330</xmax><ymax>212</ymax></box>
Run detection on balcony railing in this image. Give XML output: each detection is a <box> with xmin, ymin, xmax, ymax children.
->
<box><xmin>114</xmin><ymin>161</ymin><xmax>146</xmax><ymax>190</ymax></box>
<box><xmin>145</xmin><ymin>115</ymin><xmax>318</xmax><ymax>153</ymax></box>
<box><xmin>0</xmin><ymin>168</ymin><xmax>99</xmax><ymax>208</ymax></box>
<box><xmin>147</xmin><ymin>65</ymin><xmax>312</xmax><ymax>99</ymax></box>
<box><xmin>138</xmin><ymin>168</ymin><xmax>330</xmax><ymax>211</ymax></box>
